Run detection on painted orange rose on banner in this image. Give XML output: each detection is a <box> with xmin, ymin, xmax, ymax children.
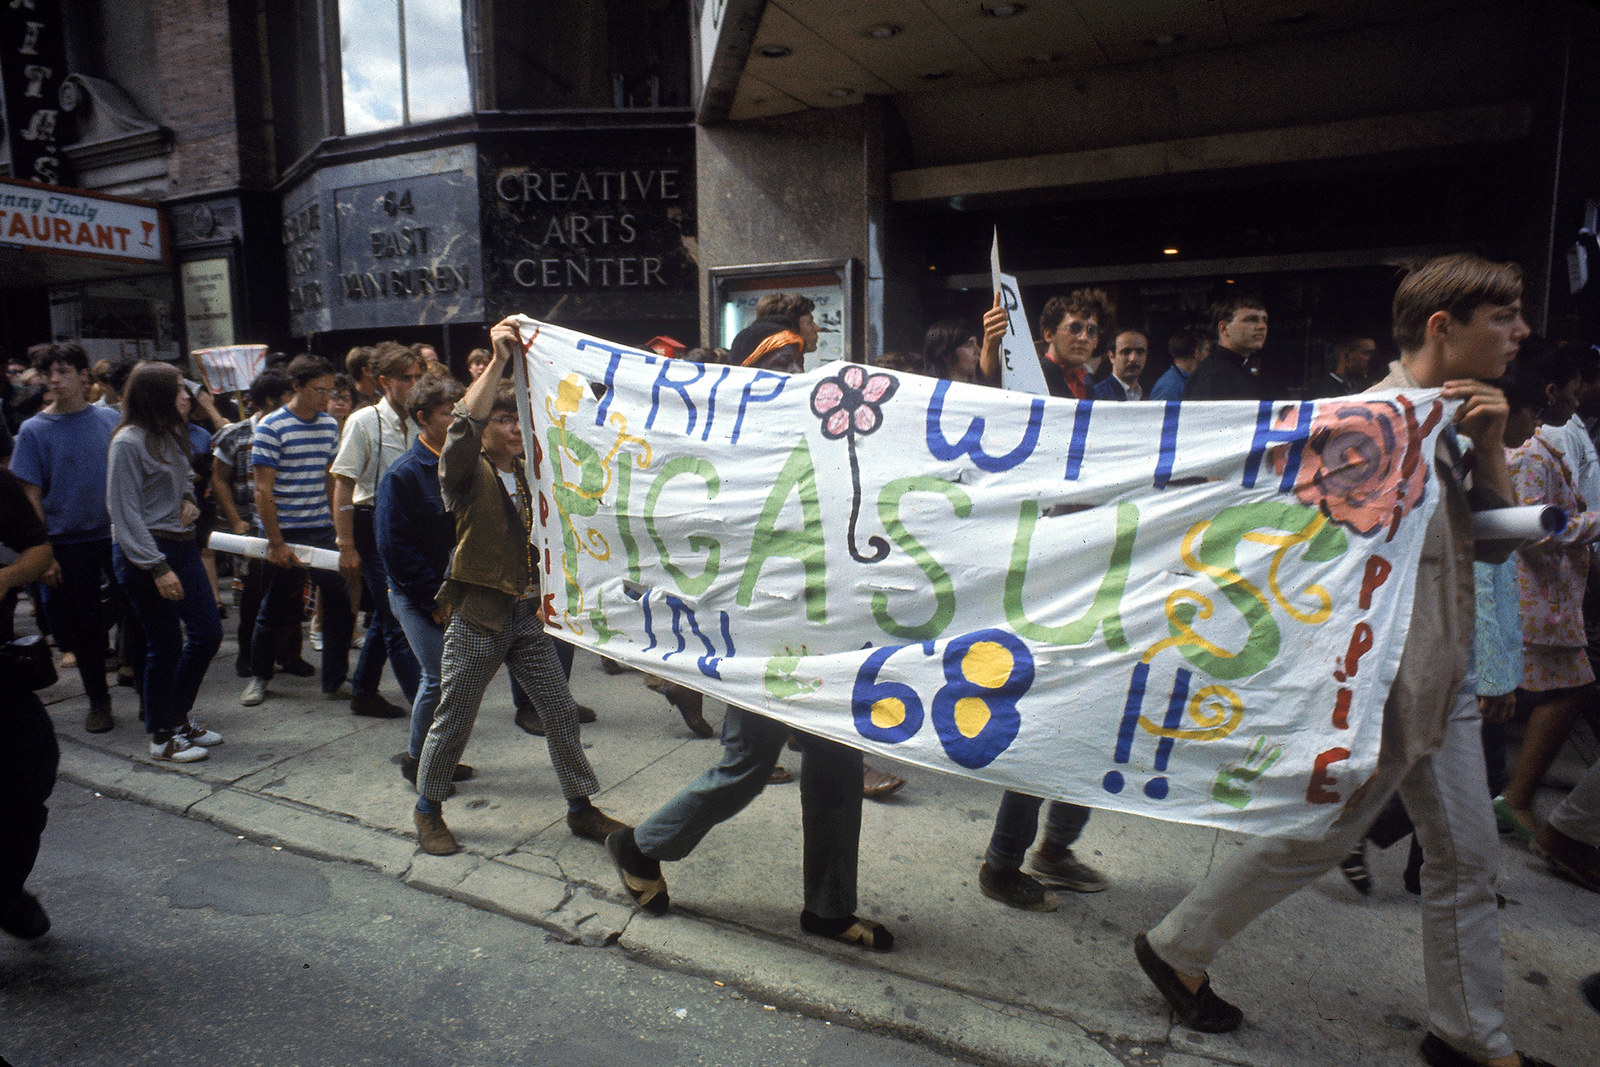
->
<box><xmin>1272</xmin><ymin>397</ymin><xmax>1443</xmax><ymax>539</ymax></box>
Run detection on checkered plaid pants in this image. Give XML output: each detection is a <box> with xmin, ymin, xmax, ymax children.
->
<box><xmin>417</xmin><ymin>598</ymin><xmax>599</xmax><ymax>804</ymax></box>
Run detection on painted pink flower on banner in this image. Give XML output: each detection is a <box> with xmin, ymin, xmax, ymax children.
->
<box><xmin>811</xmin><ymin>365</ymin><xmax>898</xmax><ymax>440</ymax></box>
<box><xmin>1271</xmin><ymin>395</ymin><xmax>1442</xmax><ymax>539</ymax></box>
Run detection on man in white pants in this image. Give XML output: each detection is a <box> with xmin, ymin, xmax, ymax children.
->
<box><xmin>1136</xmin><ymin>255</ymin><xmax>1561</xmax><ymax>1067</ymax></box>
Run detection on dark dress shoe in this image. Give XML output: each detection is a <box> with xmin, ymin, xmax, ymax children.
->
<box><xmin>862</xmin><ymin>764</ymin><xmax>906</xmax><ymax>799</ymax></box>
<box><xmin>398</xmin><ymin>753</ymin><xmax>474</xmax><ymax>783</ymax></box>
<box><xmin>350</xmin><ymin>693</ymin><xmax>406</xmax><ymax>718</ymax></box>
<box><xmin>514</xmin><ymin>705</ymin><xmax>545</xmax><ymax>736</ymax></box>
<box><xmin>277</xmin><ymin>657</ymin><xmax>316</xmax><ymax>677</ymax></box>
<box><xmin>1134</xmin><ymin>933</ymin><xmax>1243</xmax><ymax>1033</ymax></box>
<box><xmin>575</xmin><ymin>703</ymin><xmax>598</xmax><ymax>724</ymax></box>
<box><xmin>663</xmin><ymin>682</ymin><xmax>714</xmax><ymax>738</ymax></box>
<box><xmin>1420</xmin><ymin>1032</ymin><xmax>1557</xmax><ymax>1067</ymax></box>
<box><xmin>0</xmin><ymin>891</ymin><xmax>50</xmax><ymax>940</ymax></box>
<box><xmin>1581</xmin><ymin>971</ymin><xmax>1600</xmax><ymax>1014</ymax></box>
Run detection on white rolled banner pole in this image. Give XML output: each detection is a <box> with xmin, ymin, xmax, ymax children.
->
<box><xmin>1472</xmin><ymin>505</ymin><xmax>1567</xmax><ymax>541</ymax></box>
<box><xmin>208</xmin><ymin>530</ymin><xmax>342</xmax><ymax>572</ymax></box>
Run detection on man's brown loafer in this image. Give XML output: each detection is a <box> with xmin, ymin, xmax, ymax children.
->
<box><xmin>1134</xmin><ymin>932</ymin><xmax>1243</xmax><ymax>1033</ymax></box>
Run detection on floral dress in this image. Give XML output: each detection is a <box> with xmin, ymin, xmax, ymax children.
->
<box><xmin>1508</xmin><ymin>429</ymin><xmax>1600</xmax><ymax>691</ymax></box>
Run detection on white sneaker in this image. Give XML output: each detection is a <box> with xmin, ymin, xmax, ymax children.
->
<box><xmin>179</xmin><ymin>720</ymin><xmax>223</xmax><ymax>746</ymax></box>
<box><xmin>241</xmin><ymin>678</ymin><xmax>267</xmax><ymax>706</ymax></box>
<box><xmin>150</xmin><ymin>736</ymin><xmax>208</xmax><ymax>763</ymax></box>
<box><xmin>310</xmin><ymin>630</ymin><xmax>323</xmax><ymax>651</ymax></box>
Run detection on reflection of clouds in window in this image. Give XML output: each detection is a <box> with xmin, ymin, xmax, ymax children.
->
<box><xmin>340</xmin><ymin>0</ymin><xmax>469</xmax><ymax>134</ymax></box>
<box><xmin>403</xmin><ymin>1</ymin><xmax>470</xmax><ymax>122</ymax></box>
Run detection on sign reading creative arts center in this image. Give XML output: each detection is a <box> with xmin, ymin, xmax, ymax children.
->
<box><xmin>480</xmin><ymin>131</ymin><xmax>695</xmax><ymax>321</ymax></box>
<box><xmin>515</xmin><ymin>319</ymin><xmax>1452</xmax><ymax>840</ymax></box>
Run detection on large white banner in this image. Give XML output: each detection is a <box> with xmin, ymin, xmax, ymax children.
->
<box><xmin>514</xmin><ymin>318</ymin><xmax>1451</xmax><ymax>839</ymax></box>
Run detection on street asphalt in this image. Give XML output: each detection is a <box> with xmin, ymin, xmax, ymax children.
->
<box><xmin>2</xmin><ymin>784</ymin><xmax>972</xmax><ymax>1067</ymax></box>
<box><xmin>13</xmin><ymin>616</ymin><xmax>1600</xmax><ymax>1067</ymax></box>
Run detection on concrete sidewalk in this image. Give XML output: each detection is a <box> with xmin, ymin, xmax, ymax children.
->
<box><xmin>36</xmin><ymin>629</ymin><xmax>1600</xmax><ymax>1067</ymax></box>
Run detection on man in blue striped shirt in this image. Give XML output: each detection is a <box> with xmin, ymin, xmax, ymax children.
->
<box><xmin>241</xmin><ymin>355</ymin><xmax>354</xmax><ymax>706</ymax></box>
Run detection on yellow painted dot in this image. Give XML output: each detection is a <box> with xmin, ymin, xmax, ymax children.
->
<box><xmin>871</xmin><ymin>697</ymin><xmax>906</xmax><ymax>730</ymax></box>
<box><xmin>556</xmin><ymin>375</ymin><xmax>584</xmax><ymax>415</ymax></box>
<box><xmin>954</xmin><ymin>697</ymin><xmax>990</xmax><ymax>738</ymax></box>
<box><xmin>962</xmin><ymin>641</ymin><xmax>1013</xmax><ymax>689</ymax></box>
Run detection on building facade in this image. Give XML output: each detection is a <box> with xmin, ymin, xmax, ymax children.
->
<box><xmin>4</xmin><ymin>2</ymin><xmax>1596</xmax><ymax>386</ymax></box>
<box><xmin>692</xmin><ymin>0</ymin><xmax>1600</xmax><ymax>389</ymax></box>
<box><xmin>1</xmin><ymin>1</ymin><xmax>700</xmax><ymax>375</ymax></box>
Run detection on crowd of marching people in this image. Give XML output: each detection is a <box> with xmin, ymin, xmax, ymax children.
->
<box><xmin>3</xmin><ymin>253</ymin><xmax>1598</xmax><ymax>1065</ymax></box>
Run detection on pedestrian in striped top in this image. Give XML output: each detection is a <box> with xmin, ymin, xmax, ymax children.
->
<box><xmin>240</xmin><ymin>355</ymin><xmax>355</xmax><ymax>707</ymax></box>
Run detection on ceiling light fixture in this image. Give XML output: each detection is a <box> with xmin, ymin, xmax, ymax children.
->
<box><xmin>828</xmin><ymin>87</ymin><xmax>855</xmax><ymax>98</ymax></box>
<box><xmin>1146</xmin><ymin>33</ymin><xmax>1184</xmax><ymax>47</ymax></box>
<box><xmin>759</xmin><ymin>44</ymin><xmax>792</xmax><ymax>58</ymax></box>
<box><xmin>1027</xmin><ymin>53</ymin><xmax>1057</xmax><ymax>64</ymax></box>
<box><xmin>921</xmin><ymin>70</ymin><xmax>953</xmax><ymax>80</ymax></box>
<box><xmin>1163</xmin><ymin>248</ymin><xmax>1180</xmax><ymax>256</ymax></box>
<box><xmin>865</xmin><ymin>24</ymin><xmax>901</xmax><ymax>39</ymax></box>
<box><xmin>984</xmin><ymin>3</ymin><xmax>1026</xmax><ymax>17</ymax></box>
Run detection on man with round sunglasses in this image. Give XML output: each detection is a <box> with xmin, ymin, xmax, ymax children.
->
<box><xmin>1033</xmin><ymin>288</ymin><xmax>1114</xmax><ymax>400</ymax></box>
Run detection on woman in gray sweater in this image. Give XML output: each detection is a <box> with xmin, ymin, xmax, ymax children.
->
<box><xmin>108</xmin><ymin>363</ymin><xmax>224</xmax><ymax>762</ymax></box>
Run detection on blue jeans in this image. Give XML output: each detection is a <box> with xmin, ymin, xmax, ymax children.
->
<box><xmin>351</xmin><ymin>508</ymin><xmax>419</xmax><ymax>703</ymax></box>
<box><xmin>113</xmin><ymin>538</ymin><xmax>223</xmax><ymax>735</ymax></box>
<box><xmin>388</xmin><ymin>587</ymin><xmax>443</xmax><ymax>759</ymax></box>
<box><xmin>984</xmin><ymin>792</ymin><xmax>1090</xmax><ymax>871</ymax></box>
<box><xmin>249</xmin><ymin>525</ymin><xmax>352</xmax><ymax>692</ymax></box>
<box><xmin>41</xmin><ymin>537</ymin><xmax>113</xmax><ymax>705</ymax></box>
<box><xmin>635</xmin><ymin>707</ymin><xmax>863</xmax><ymax>919</ymax></box>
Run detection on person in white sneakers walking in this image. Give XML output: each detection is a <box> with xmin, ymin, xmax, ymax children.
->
<box><xmin>107</xmin><ymin>363</ymin><xmax>224</xmax><ymax>763</ymax></box>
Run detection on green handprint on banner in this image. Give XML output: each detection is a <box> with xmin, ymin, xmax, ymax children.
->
<box><xmin>1211</xmin><ymin>735</ymin><xmax>1284</xmax><ymax>809</ymax></box>
<box><xmin>765</xmin><ymin>646</ymin><xmax>822</xmax><ymax>701</ymax></box>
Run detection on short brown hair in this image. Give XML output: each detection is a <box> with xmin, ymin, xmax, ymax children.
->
<box><xmin>344</xmin><ymin>345</ymin><xmax>373</xmax><ymax>380</ymax></box>
<box><xmin>755</xmin><ymin>292</ymin><xmax>815</xmax><ymax>320</ymax></box>
<box><xmin>1168</xmin><ymin>326</ymin><xmax>1209</xmax><ymax>362</ymax></box>
<box><xmin>466</xmin><ymin>347</ymin><xmax>491</xmax><ymax>367</ymax></box>
<box><xmin>1040</xmin><ymin>288</ymin><xmax>1113</xmax><ymax>338</ymax></box>
<box><xmin>1208</xmin><ymin>293</ymin><xmax>1266</xmax><ymax>336</ymax></box>
<box><xmin>407</xmin><ymin>375</ymin><xmax>465</xmax><ymax>425</ymax></box>
<box><xmin>1392</xmin><ymin>254</ymin><xmax>1523</xmax><ymax>352</ymax></box>
<box><xmin>29</xmin><ymin>341</ymin><xmax>88</xmax><ymax>374</ymax></box>
<box><xmin>491</xmin><ymin>381</ymin><xmax>518</xmax><ymax>415</ymax></box>
<box><xmin>374</xmin><ymin>346</ymin><xmax>422</xmax><ymax>381</ymax></box>
<box><xmin>287</xmin><ymin>353</ymin><xmax>335</xmax><ymax>387</ymax></box>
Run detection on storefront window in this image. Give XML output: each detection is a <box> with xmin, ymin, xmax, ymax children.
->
<box><xmin>339</xmin><ymin>0</ymin><xmax>471</xmax><ymax>134</ymax></box>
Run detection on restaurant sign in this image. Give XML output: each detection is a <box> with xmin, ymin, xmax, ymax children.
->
<box><xmin>0</xmin><ymin>176</ymin><xmax>166</xmax><ymax>265</ymax></box>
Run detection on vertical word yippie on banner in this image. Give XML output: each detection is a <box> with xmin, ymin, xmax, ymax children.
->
<box><xmin>515</xmin><ymin>318</ymin><xmax>1451</xmax><ymax>840</ymax></box>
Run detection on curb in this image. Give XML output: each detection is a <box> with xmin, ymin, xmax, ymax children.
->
<box><xmin>55</xmin><ymin>733</ymin><xmax>1180</xmax><ymax>1067</ymax></box>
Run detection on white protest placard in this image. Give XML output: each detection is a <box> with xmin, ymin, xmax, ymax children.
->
<box><xmin>192</xmin><ymin>345</ymin><xmax>267</xmax><ymax>395</ymax></box>
<box><xmin>513</xmin><ymin>318</ymin><xmax>1453</xmax><ymax>840</ymax></box>
<box><xmin>990</xmin><ymin>231</ymin><xmax>1049</xmax><ymax>396</ymax></box>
